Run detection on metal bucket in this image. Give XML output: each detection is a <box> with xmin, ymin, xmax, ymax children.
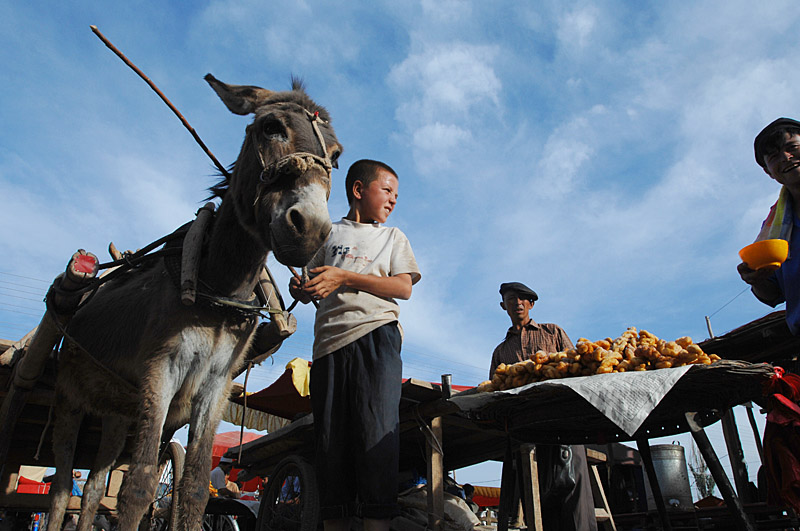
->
<box><xmin>643</xmin><ymin>444</ymin><xmax>695</xmax><ymax>512</ymax></box>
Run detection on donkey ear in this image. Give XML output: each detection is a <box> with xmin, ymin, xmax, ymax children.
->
<box><xmin>204</xmin><ymin>74</ymin><xmax>274</xmax><ymax>116</ymax></box>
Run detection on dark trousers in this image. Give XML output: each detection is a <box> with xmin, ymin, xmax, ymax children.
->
<box><xmin>537</xmin><ymin>444</ymin><xmax>597</xmax><ymax>531</ymax></box>
<box><xmin>310</xmin><ymin>322</ymin><xmax>402</xmax><ymax>520</ymax></box>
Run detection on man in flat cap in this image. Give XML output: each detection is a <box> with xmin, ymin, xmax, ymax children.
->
<box><xmin>739</xmin><ymin>118</ymin><xmax>800</xmax><ymax>335</ymax></box>
<box><xmin>490</xmin><ymin>282</ymin><xmax>596</xmax><ymax>531</ymax></box>
<box><xmin>489</xmin><ymin>282</ymin><xmax>574</xmax><ymax>376</ymax></box>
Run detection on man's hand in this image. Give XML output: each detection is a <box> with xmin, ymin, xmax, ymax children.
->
<box><xmin>737</xmin><ymin>261</ymin><xmax>782</xmax><ymax>304</ymax></box>
<box><xmin>737</xmin><ymin>261</ymin><xmax>774</xmax><ymax>285</ymax></box>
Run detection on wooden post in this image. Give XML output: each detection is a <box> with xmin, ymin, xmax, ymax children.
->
<box><xmin>497</xmin><ymin>439</ymin><xmax>516</xmax><ymax>531</ymax></box>
<box><xmin>427</xmin><ymin>415</ymin><xmax>444</xmax><ymax>531</ymax></box>
<box><xmin>180</xmin><ymin>202</ymin><xmax>215</xmax><ymax>305</ymax></box>
<box><xmin>636</xmin><ymin>438</ymin><xmax>673</xmax><ymax>531</ymax></box>
<box><xmin>0</xmin><ymin>250</ymin><xmax>98</xmax><ymax>477</ymax></box>
<box><xmin>744</xmin><ymin>402</ymin><xmax>764</xmax><ymax>464</ymax></box>
<box><xmin>518</xmin><ymin>443</ymin><xmax>543</xmax><ymax>531</ymax></box>
<box><xmin>721</xmin><ymin>408</ymin><xmax>752</xmax><ymax>503</ymax></box>
<box><xmin>685</xmin><ymin>412</ymin><xmax>755</xmax><ymax>531</ymax></box>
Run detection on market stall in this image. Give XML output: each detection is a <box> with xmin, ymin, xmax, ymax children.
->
<box><xmin>226</xmin><ymin>357</ymin><xmax>775</xmax><ymax>531</ymax></box>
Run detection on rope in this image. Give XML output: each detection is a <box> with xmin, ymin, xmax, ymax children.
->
<box><xmin>237</xmin><ymin>360</ymin><xmax>254</xmax><ymax>464</ymax></box>
<box><xmin>34</xmin><ymin>403</ymin><xmax>54</xmax><ymax>461</ymax></box>
<box><xmin>414</xmin><ymin>405</ymin><xmax>444</xmax><ymax>456</ymax></box>
<box><xmin>707</xmin><ymin>286</ymin><xmax>751</xmax><ymax>319</ymax></box>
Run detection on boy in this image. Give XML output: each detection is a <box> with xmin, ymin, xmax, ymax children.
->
<box><xmin>290</xmin><ymin>159</ymin><xmax>421</xmax><ymax>531</ymax></box>
<box><xmin>738</xmin><ymin>118</ymin><xmax>800</xmax><ymax>334</ymax></box>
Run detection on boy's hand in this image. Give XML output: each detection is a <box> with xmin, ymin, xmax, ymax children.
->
<box><xmin>289</xmin><ymin>275</ymin><xmax>312</xmax><ymax>304</ymax></box>
<box><xmin>303</xmin><ymin>266</ymin><xmax>349</xmax><ymax>300</ymax></box>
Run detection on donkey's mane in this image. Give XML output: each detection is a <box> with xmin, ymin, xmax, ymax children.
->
<box><xmin>206</xmin><ymin>77</ymin><xmax>331</xmax><ymax>201</ymax></box>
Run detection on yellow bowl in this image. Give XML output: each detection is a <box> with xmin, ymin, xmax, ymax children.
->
<box><xmin>739</xmin><ymin>239</ymin><xmax>789</xmax><ymax>270</ymax></box>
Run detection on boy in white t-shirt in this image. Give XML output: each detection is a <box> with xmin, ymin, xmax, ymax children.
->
<box><xmin>290</xmin><ymin>159</ymin><xmax>420</xmax><ymax>531</ymax></box>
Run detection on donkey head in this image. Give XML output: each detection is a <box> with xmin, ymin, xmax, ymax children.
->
<box><xmin>205</xmin><ymin>74</ymin><xmax>341</xmax><ymax>266</ymax></box>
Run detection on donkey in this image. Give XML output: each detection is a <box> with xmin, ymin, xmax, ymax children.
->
<box><xmin>46</xmin><ymin>74</ymin><xmax>341</xmax><ymax>531</ymax></box>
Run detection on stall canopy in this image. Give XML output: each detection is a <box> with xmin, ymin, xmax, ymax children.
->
<box><xmin>233</xmin><ymin>357</ymin><xmax>311</xmax><ymax>420</ymax></box>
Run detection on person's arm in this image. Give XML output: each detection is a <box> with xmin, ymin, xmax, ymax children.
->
<box><xmin>558</xmin><ymin>327</ymin><xmax>575</xmax><ymax>351</ymax></box>
<box><xmin>737</xmin><ymin>262</ymin><xmax>784</xmax><ymax>305</ymax></box>
<box><xmin>489</xmin><ymin>347</ymin><xmax>500</xmax><ymax>379</ymax></box>
<box><xmin>302</xmin><ymin>267</ymin><xmax>413</xmax><ymax>300</ymax></box>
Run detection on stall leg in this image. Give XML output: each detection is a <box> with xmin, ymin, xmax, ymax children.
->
<box><xmin>744</xmin><ymin>402</ymin><xmax>764</xmax><ymax>464</ymax></box>
<box><xmin>721</xmin><ymin>408</ymin><xmax>753</xmax><ymax>503</ymax></box>
<box><xmin>636</xmin><ymin>438</ymin><xmax>673</xmax><ymax>531</ymax></box>
<box><xmin>497</xmin><ymin>439</ymin><xmax>516</xmax><ymax>531</ymax></box>
<box><xmin>426</xmin><ymin>415</ymin><xmax>444</xmax><ymax>531</ymax></box>
<box><xmin>685</xmin><ymin>411</ymin><xmax>755</xmax><ymax>531</ymax></box>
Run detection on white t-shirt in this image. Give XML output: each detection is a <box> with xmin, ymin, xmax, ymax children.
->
<box><xmin>308</xmin><ymin>218</ymin><xmax>421</xmax><ymax>359</ymax></box>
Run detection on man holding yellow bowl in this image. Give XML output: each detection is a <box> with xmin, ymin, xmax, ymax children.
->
<box><xmin>738</xmin><ymin>117</ymin><xmax>800</xmax><ymax>334</ymax></box>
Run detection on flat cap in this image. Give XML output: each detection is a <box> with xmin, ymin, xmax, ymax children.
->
<box><xmin>754</xmin><ymin>117</ymin><xmax>800</xmax><ymax>167</ymax></box>
<box><xmin>219</xmin><ymin>456</ymin><xmax>233</xmax><ymax>464</ymax></box>
<box><xmin>499</xmin><ymin>282</ymin><xmax>538</xmax><ymax>301</ymax></box>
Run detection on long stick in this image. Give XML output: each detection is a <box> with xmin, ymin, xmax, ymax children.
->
<box><xmin>89</xmin><ymin>25</ymin><xmax>230</xmax><ymax>179</ymax></box>
<box><xmin>288</xmin><ymin>266</ymin><xmax>320</xmax><ymax>308</ymax></box>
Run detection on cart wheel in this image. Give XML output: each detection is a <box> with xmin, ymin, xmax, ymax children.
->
<box><xmin>142</xmin><ymin>441</ymin><xmax>185</xmax><ymax>530</ymax></box>
<box><xmin>257</xmin><ymin>456</ymin><xmax>319</xmax><ymax>531</ymax></box>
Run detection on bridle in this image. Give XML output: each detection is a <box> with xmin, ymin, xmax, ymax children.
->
<box><xmin>254</xmin><ymin>109</ymin><xmax>333</xmax><ymax>194</ymax></box>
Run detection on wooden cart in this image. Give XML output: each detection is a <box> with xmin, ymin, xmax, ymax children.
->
<box><xmin>0</xmin><ymin>250</ymin><xmax>294</xmax><ymax>530</ymax></box>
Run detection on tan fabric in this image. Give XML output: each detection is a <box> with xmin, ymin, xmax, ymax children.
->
<box><xmin>221</xmin><ymin>401</ymin><xmax>291</xmax><ymax>432</ymax></box>
<box><xmin>489</xmin><ymin>320</ymin><xmax>574</xmax><ymax>377</ymax></box>
<box><xmin>309</xmin><ymin>218</ymin><xmax>420</xmax><ymax>359</ymax></box>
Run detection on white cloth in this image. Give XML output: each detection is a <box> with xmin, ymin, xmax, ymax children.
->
<box><xmin>209</xmin><ymin>466</ymin><xmax>228</xmax><ymax>490</ymax></box>
<box><xmin>308</xmin><ymin>218</ymin><xmax>420</xmax><ymax>359</ymax></box>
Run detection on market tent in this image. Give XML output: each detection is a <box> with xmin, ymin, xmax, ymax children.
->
<box><xmin>232</xmin><ymin>357</ymin><xmax>311</xmax><ymax>419</ymax></box>
<box><xmin>212</xmin><ymin>431</ymin><xmax>262</xmax><ymax>493</ymax></box>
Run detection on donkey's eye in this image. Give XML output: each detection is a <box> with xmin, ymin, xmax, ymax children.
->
<box><xmin>330</xmin><ymin>149</ymin><xmax>341</xmax><ymax>169</ymax></box>
<box><xmin>260</xmin><ymin>119</ymin><xmax>287</xmax><ymax>140</ymax></box>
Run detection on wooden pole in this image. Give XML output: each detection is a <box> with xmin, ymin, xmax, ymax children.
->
<box><xmin>497</xmin><ymin>438</ymin><xmax>516</xmax><ymax>531</ymax></box>
<box><xmin>744</xmin><ymin>402</ymin><xmax>764</xmax><ymax>464</ymax></box>
<box><xmin>90</xmin><ymin>25</ymin><xmax>230</xmax><ymax>179</ymax></box>
<box><xmin>637</xmin><ymin>438</ymin><xmax>673</xmax><ymax>531</ymax></box>
<box><xmin>180</xmin><ymin>202</ymin><xmax>215</xmax><ymax>305</ymax></box>
<box><xmin>0</xmin><ymin>251</ymin><xmax>99</xmax><ymax>477</ymax></box>
<box><xmin>518</xmin><ymin>444</ymin><xmax>543</xmax><ymax>530</ymax></box>
<box><xmin>721</xmin><ymin>408</ymin><xmax>752</xmax><ymax>503</ymax></box>
<box><xmin>427</xmin><ymin>415</ymin><xmax>444</xmax><ymax>531</ymax></box>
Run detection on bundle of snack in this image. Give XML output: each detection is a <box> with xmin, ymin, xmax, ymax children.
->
<box><xmin>476</xmin><ymin>327</ymin><xmax>720</xmax><ymax>392</ymax></box>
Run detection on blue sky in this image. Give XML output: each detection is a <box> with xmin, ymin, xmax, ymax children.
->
<box><xmin>1</xmin><ymin>1</ymin><xmax>795</xmax><ymax>490</ymax></box>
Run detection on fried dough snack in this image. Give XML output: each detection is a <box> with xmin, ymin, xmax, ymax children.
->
<box><xmin>476</xmin><ymin>327</ymin><xmax>721</xmax><ymax>393</ymax></box>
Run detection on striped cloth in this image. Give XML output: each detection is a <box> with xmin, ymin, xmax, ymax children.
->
<box><xmin>757</xmin><ymin>186</ymin><xmax>794</xmax><ymax>242</ymax></box>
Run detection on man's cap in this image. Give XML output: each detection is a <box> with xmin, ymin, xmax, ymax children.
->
<box><xmin>499</xmin><ymin>282</ymin><xmax>538</xmax><ymax>301</ymax></box>
<box><xmin>754</xmin><ymin>118</ymin><xmax>800</xmax><ymax>167</ymax></box>
<box><xmin>219</xmin><ymin>457</ymin><xmax>233</xmax><ymax>464</ymax></box>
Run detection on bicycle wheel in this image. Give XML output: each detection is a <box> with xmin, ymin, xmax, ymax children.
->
<box><xmin>202</xmin><ymin>514</ymin><xmax>240</xmax><ymax>531</ymax></box>
<box><xmin>257</xmin><ymin>456</ymin><xmax>319</xmax><ymax>531</ymax></box>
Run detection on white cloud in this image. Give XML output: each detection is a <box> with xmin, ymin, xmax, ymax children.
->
<box><xmin>420</xmin><ymin>0</ymin><xmax>472</xmax><ymax>21</ymax></box>
<box><xmin>556</xmin><ymin>5</ymin><xmax>599</xmax><ymax>53</ymax></box>
<box><xmin>389</xmin><ymin>42</ymin><xmax>502</xmax><ymax>126</ymax></box>
<box><xmin>410</xmin><ymin>123</ymin><xmax>472</xmax><ymax>172</ymax></box>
